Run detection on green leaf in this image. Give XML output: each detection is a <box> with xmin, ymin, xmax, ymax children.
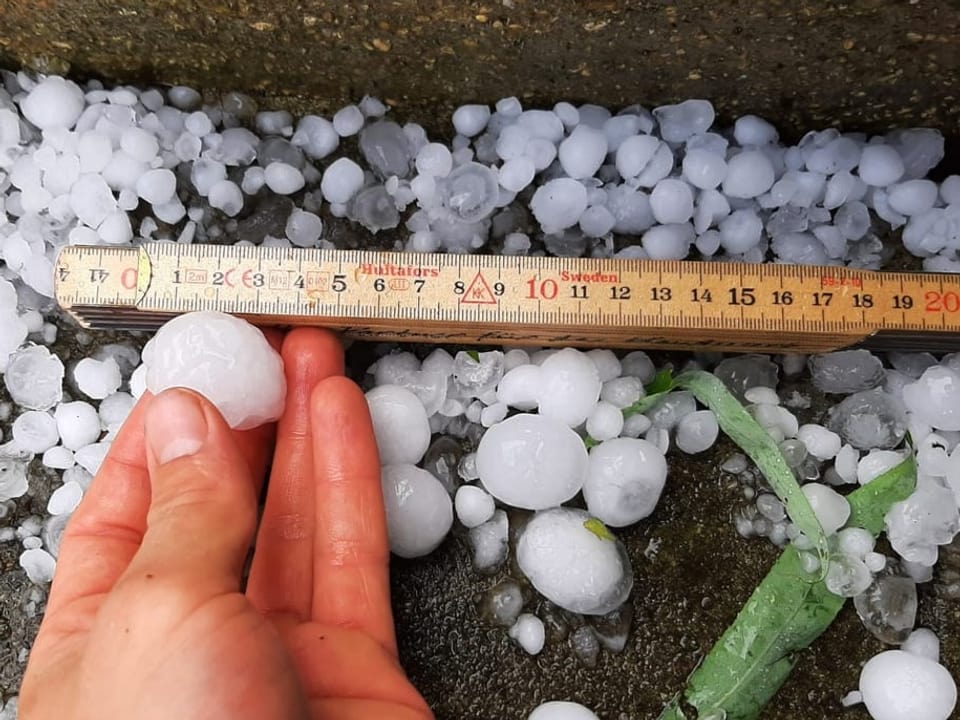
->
<box><xmin>647</xmin><ymin>367</ymin><xmax>676</xmax><ymax>395</ymax></box>
<box><xmin>584</xmin><ymin>435</ymin><xmax>600</xmax><ymax>450</ymax></box>
<box><xmin>467</xmin><ymin>349</ymin><xmax>480</xmax><ymax>362</ymax></box>
<box><xmin>622</xmin><ymin>370</ymin><xmax>678</xmax><ymax>419</ymax></box>
<box><xmin>660</xmin><ymin>456</ymin><xmax>917</xmax><ymax>720</ymax></box>
<box><xmin>583</xmin><ymin>517</ymin><xmax>617</xmax><ymax>542</ymax></box>
<box><xmin>672</xmin><ymin>370</ymin><xmax>829</xmax><ymax>567</ymax></box>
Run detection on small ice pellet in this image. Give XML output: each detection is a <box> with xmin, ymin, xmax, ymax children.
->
<box><xmin>415</xmin><ymin>143</ymin><xmax>453</xmax><ymax>178</ymax></box>
<box><xmin>480</xmin><ymin>402</ymin><xmax>508</xmax><ymax>427</ymax></box>
<box><xmin>857</xmin><ymin>449</ymin><xmax>905</xmax><ymax>485</ymax></box>
<box><xmin>41</xmin><ymin>446</ymin><xmax>75</xmax><ymax>470</ymax></box>
<box><xmin>120</xmin><ymin>127</ymin><xmax>160</xmax><ymax>163</ymax></box>
<box><xmin>650</xmin><ymin>179</ymin><xmax>694</xmax><ymax>224</ymax></box>
<box><xmin>600</xmin><ymin>376</ymin><xmax>643</xmax><ymax>409</ymax></box>
<box><xmin>527</xmin><ymin>702</ymin><xmax>600</xmax><ymax>720</ymax></box>
<box><xmin>902</xmin><ymin>366</ymin><xmax>960</xmax><ymax>432</ymax></box>
<box><xmin>585</xmin><ymin>438</ymin><xmax>667</xmax><ymax>526</ymax></box>
<box><xmin>285</xmin><ymin>208</ymin><xmax>324</xmax><ymax>247</ymax></box>
<box><xmin>381</xmin><ymin>463</ymin><xmax>453</xmax><ymax>558</ymax></box>
<box><xmin>586</xmin><ymin>402</ymin><xmax>625</xmax><ymax>441</ymax></box>
<box><xmin>264</xmin><ymin>162</ymin><xmax>305</xmax><ymax>195</ymax></box>
<box><xmin>530</xmin><ymin>179</ymin><xmax>588</xmax><ymax>235</ymax></box>
<box><xmin>19</xmin><ymin>548</ymin><xmax>56</xmax><ymax>584</ymax></box>
<box><xmin>642</xmin><ymin>223</ymin><xmax>694</xmax><ymax>260</ymax></box>
<box><xmin>55</xmin><ymin>401</ymin><xmax>101</xmax><ymax>450</ymax></box>
<box><xmin>675</xmin><ymin>410</ymin><xmax>719</xmax><ymax>454</ymax></box>
<box><xmin>682</xmin><ymin>148</ymin><xmax>727</xmax><ymax>190</ymax></box>
<box><xmin>801</xmin><ymin>483</ymin><xmax>850</xmax><ymax>535</ymax></box>
<box><xmin>499</xmin><ymin>156</ymin><xmax>537</xmax><ymax>192</ymax></box>
<box><xmin>653</xmin><ymin>99</ymin><xmax>715</xmax><ymax>143</ymax></box>
<box><xmin>454</xmin><ymin>485</ymin><xmax>496</xmax><ymax>529</ymax></box>
<box><xmin>557</xmin><ymin>124</ymin><xmax>608</xmax><ymax>180</ymax></box>
<box><xmin>47</xmin><ymin>480</ymin><xmax>83</xmax><ymax>516</ymax></box>
<box><xmin>864</xmin><ymin>552</ymin><xmax>886</xmax><ymax>572</ymax></box>
<box><xmin>366</xmin><ymin>385</ymin><xmax>431</xmax><ymax>465</ymax></box>
<box><xmin>858</xmin><ymin>144</ymin><xmax>906</xmax><ymax>187</ymax></box>
<box><xmin>452</xmin><ymin>105</ymin><xmax>491</xmax><ymax>138</ymax></box>
<box><xmin>733</xmin><ymin>115</ymin><xmax>779</xmax><ymax>146</ymax></box>
<box><xmin>332</xmin><ymin>104</ymin><xmax>365</xmax><ymax>136</ymax></box>
<box><xmin>902</xmin><ymin>628</ymin><xmax>941</xmax><ymax>663</ymax></box>
<box><xmin>859</xmin><ymin>650</ymin><xmax>956</xmax><ymax>720</ymax></box>
<box><xmin>722</xmin><ymin>150</ymin><xmax>776</xmax><ymax>199</ymax></box>
<box><xmin>320</xmin><ymin>157</ymin><xmax>364</xmax><ymax>204</ymax></box>
<box><xmin>12</xmin><ymin>411</ymin><xmax>59</xmax><ymax>453</ymax></box>
<box><xmin>887</xmin><ymin>179</ymin><xmax>938</xmax><ymax>216</ymax></box>
<box><xmin>797</xmin><ymin>424</ymin><xmax>842</xmax><ymax>460</ymax></box>
<box><xmin>73</xmin><ymin>357</ymin><xmax>122</xmax><ymax>400</ymax></box>
<box><xmin>585</xmin><ymin>349</ymin><xmax>621</xmax><ymax>383</ymax></box>
<box><xmin>208</xmin><ymin>180</ymin><xmax>244</xmax><ymax>217</ymax></box>
<box><xmin>834</xmin><ymin>444</ymin><xmax>860</xmax><ymax>484</ymax></box>
<box><xmin>508</xmin><ymin>614</ymin><xmax>546</xmax><ymax>655</ymax></box>
<box><xmin>142</xmin><ymin>311</ymin><xmax>285</xmax><ymax>430</ymax></box>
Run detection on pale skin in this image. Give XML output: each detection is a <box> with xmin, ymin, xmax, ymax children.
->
<box><xmin>19</xmin><ymin>328</ymin><xmax>434</xmax><ymax>720</ymax></box>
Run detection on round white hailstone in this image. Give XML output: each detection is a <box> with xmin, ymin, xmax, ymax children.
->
<box><xmin>586</xmin><ymin>402</ymin><xmax>624</xmax><ymax>441</ymax></box>
<box><xmin>797</xmin><ymin>424</ymin><xmax>842</xmax><ymax>461</ymax></box>
<box><xmin>682</xmin><ymin>148</ymin><xmax>727</xmax><ymax>190</ymax></box>
<box><xmin>579</xmin><ymin>205</ymin><xmax>616</xmax><ymax>237</ymax></box>
<box><xmin>586</xmin><ymin>349</ymin><xmax>621</xmax><ymax>383</ymax></box>
<box><xmin>476</xmin><ymin>414</ymin><xmax>588</xmax><ymax>510</ymax></box>
<box><xmin>859</xmin><ymin>650</ymin><xmax>956</xmax><ymax>720</ymax></box>
<box><xmin>616</xmin><ymin>134</ymin><xmax>660</xmax><ymax>179</ymax></box>
<box><xmin>142</xmin><ymin>311</ymin><xmax>285</xmax><ymax>431</ymax></box>
<box><xmin>120</xmin><ymin>127</ymin><xmax>160</xmax><ymax>162</ymax></box>
<box><xmin>537</xmin><ymin>349</ymin><xmax>602</xmax><ymax>427</ymax></box>
<box><xmin>454</xmin><ymin>485</ymin><xmax>496</xmax><ymax>529</ymax></box>
<box><xmin>97</xmin><ymin>210</ymin><xmax>133</xmax><ymax>245</ymax></box>
<box><xmin>452</xmin><ymin>104</ymin><xmax>491</xmax><ymax>138</ymax></box>
<box><xmin>69</xmin><ymin>174</ymin><xmax>118</xmax><ymax>229</ymax></box>
<box><xmin>836</xmin><ymin>527</ymin><xmax>876</xmax><ymax>560</ymax></box>
<box><xmin>801</xmin><ymin>483</ymin><xmax>850</xmax><ymax>535</ymax></box>
<box><xmin>320</xmin><ymin>157</ymin><xmax>365</xmax><ymax>204</ymax></box>
<box><xmin>902</xmin><ymin>366</ymin><xmax>960</xmax><ymax>431</ymax></box>
<box><xmin>858</xmin><ymin>144</ymin><xmax>905</xmax><ymax>187</ymax></box>
<box><xmin>381</xmin><ymin>463</ymin><xmax>453</xmax><ymax>558</ymax></box>
<box><xmin>558</xmin><ymin>125</ymin><xmax>608</xmax><ymax>180</ymax></box>
<box><xmin>20</xmin><ymin>76</ymin><xmax>85</xmax><ymax>130</ymax></box>
<box><xmin>264</xmin><ymin>162</ymin><xmax>305</xmax><ymax>195</ymax></box>
<box><xmin>834</xmin><ymin>444</ymin><xmax>860</xmax><ymax>484</ymax></box>
<box><xmin>528</xmin><ymin>701</ymin><xmax>600</xmax><ymax>720</ymax></box>
<box><xmin>722</xmin><ymin>150</ymin><xmax>776</xmax><ymax>198</ymax></box>
<box><xmin>4</xmin><ymin>346</ymin><xmax>65</xmax><ymax>411</ymax></box>
<box><xmin>47</xmin><ymin>480</ymin><xmax>83</xmax><ymax>516</ymax></box>
<box><xmin>653</xmin><ymin>99</ymin><xmax>715</xmax><ymax>143</ymax></box>
<box><xmin>285</xmin><ymin>208</ymin><xmax>324</xmax><ymax>247</ymax></box>
<box><xmin>601</xmin><ymin>376</ymin><xmax>643</xmax><ymax>409</ymax></box>
<box><xmin>480</xmin><ymin>402</ymin><xmax>508</xmax><ymax>427</ymax></box>
<box><xmin>499</xmin><ymin>156</ymin><xmax>537</xmax><ymax>192</ymax></box>
<box><xmin>55</xmin><ymin>401</ymin><xmax>101</xmax><ymax>451</ymax></box>
<box><xmin>11</xmin><ymin>411</ymin><xmax>59</xmax><ymax>453</ymax></box>
<box><xmin>733</xmin><ymin>115</ymin><xmax>779</xmax><ymax>146</ymax></box>
<box><xmin>857</xmin><ymin>449</ymin><xmax>906</xmax><ymax>486</ymax></box>
<box><xmin>531</xmin><ymin>179</ymin><xmax>588</xmax><ymax>234</ymax></box>
<box><xmin>864</xmin><ymin>552</ymin><xmax>887</xmax><ymax>573</ymax></box>
<box><xmin>650</xmin><ymin>178</ymin><xmax>694</xmax><ymax>224</ymax></box>
<box><xmin>99</xmin><ymin>392</ymin><xmax>136</xmax><ymax>428</ymax></box>
<box><xmin>509</xmin><ymin>614</ymin><xmax>546</xmax><ymax>655</ymax></box>
<box><xmin>72</xmin><ymin>357</ymin><xmax>122</xmax><ymax>401</ymax></box>
<box><xmin>42</xmin><ymin>448</ymin><xmax>74</xmax><ymax>475</ymax></box>
<box><xmin>205</xmin><ymin>179</ymin><xmax>243</xmax><ymax>217</ymax></box>
<box><xmin>517</xmin><ymin>507</ymin><xmax>632</xmax><ymax>615</ymax></box>
<box><xmin>496</xmin><ymin>364</ymin><xmax>541</xmax><ymax>411</ymax></box>
<box><xmin>584</xmin><ymin>438</ymin><xmax>667</xmax><ymax>526</ymax></box>
<box><xmin>366</xmin><ymin>385</ymin><xmax>431</xmax><ymax>465</ymax></box>
<box><xmin>184</xmin><ymin>110</ymin><xmax>213</xmax><ymax>137</ymax></box>
<box><xmin>887</xmin><ymin>179</ymin><xmax>938</xmax><ymax>216</ymax></box>
<box><xmin>642</xmin><ymin>223</ymin><xmax>695</xmax><ymax>260</ymax></box>
<box><xmin>332</xmin><ymin>104</ymin><xmax>365</xmax><ymax>137</ymax></box>
<box><xmin>941</xmin><ymin>175</ymin><xmax>960</xmax><ymax>204</ymax></box>
<box><xmin>133</xmin><ymin>168</ymin><xmax>176</xmax><ymax>206</ymax></box>
<box><xmin>676</xmin><ymin>410</ymin><xmax>719</xmax><ymax>454</ymax></box>
<box><xmin>415</xmin><ymin>142</ymin><xmax>454</xmax><ymax>178</ymax></box>
<box><xmin>620</xmin><ymin>351</ymin><xmax>656</xmax><ymax>383</ymax></box>
<box><xmin>291</xmin><ymin>115</ymin><xmax>339</xmax><ymax>160</ymax></box>
<box><xmin>718</xmin><ymin>208</ymin><xmax>763</xmax><ymax>254</ymax></box>
<box><xmin>19</xmin><ymin>548</ymin><xmax>56</xmax><ymax>584</ymax></box>
<box><xmin>902</xmin><ymin>628</ymin><xmax>941</xmax><ymax>663</ymax></box>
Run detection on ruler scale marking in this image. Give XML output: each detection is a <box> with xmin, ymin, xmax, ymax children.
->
<box><xmin>54</xmin><ymin>243</ymin><xmax>960</xmax><ymax>354</ymax></box>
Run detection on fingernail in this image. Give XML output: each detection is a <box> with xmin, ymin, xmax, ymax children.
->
<box><xmin>145</xmin><ymin>389</ymin><xmax>208</xmax><ymax>464</ymax></box>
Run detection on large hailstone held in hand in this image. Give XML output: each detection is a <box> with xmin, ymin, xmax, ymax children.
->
<box><xmin>476</xmin><ymin>414</ymin><xmax>588</xmax><ymax>510</ymax></box>
<box><xmin>142</xmin><ymin>311</ymin><xmax>285</xmax><ymax>430</ymax></box>
<box><xmin>517</xmin><ymin>507</ymin><xmax>633</xmax><ymax>615</ymax></box>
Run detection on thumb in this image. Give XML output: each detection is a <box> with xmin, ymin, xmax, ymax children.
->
<box><xmin>125</xmin><ymin>388</ymin><xmax>258</xmax><ymax>591</ymax></box>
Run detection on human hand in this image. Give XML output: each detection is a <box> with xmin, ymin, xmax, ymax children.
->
<box><xmin>20</xmin><ymin>328</ymin><xmax>433</xmax><ymax>720</ymax></box>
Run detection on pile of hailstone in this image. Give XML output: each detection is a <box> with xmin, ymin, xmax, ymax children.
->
<box><xmin>0</xmin><ymin>68</ymin><xmax>959</xmax><ymax>719</ymax></box>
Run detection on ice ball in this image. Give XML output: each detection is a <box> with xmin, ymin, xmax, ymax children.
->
<box><xmin>528</xmin><ymin>702</ymin><xmax>600</xmax><ymax>720</ymax></box>
<box><xmin>584</xmin><ymin>438</ymin><xmax>668</xmax><ymax>526</ymax></box>
<box><xmin>536</xmin><ymin>348</ymin><xmax>601</xmax><ymax>427</ymax></box>
<box><xmin>517</xmin><ymin>507</ymin><xmax>633</xmax><ymax>615</ymax></box>
<box><xmin>476</xmin><ymin>414</ymin><xmax>588</xmax><ymax>510</ymax></box>
<box><xmin>859</xmin><ymin>650</ymin><xmax>956</xmax><ymax>720</ymax></box>
<box><xmin>142</xmin><ymin>311</ymin><xmax>285</xmax><ymax>430</ymax></box>
<box><xmin>366</xmin><ymin>385</ymin><xmax>431</xmax><ymax>465</ymax></box>
<box><xmin>20</xmin><ymin>76</ymin><xmax>85</xmax><ymax>130</ymax></box>
<box><xmin>902</xmin><ymin>366</ymin><xmax>960</xmax><ymax>431</ymax></box>
<box><xmin>381</xmin><ymin>463</ymin><xmax>453</xmax><ymax>558</ymax></box>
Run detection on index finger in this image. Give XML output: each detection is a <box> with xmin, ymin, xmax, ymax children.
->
<box><xmin>309</xmin><ymin>375</ymin><xmax>397</xmax><ymax>655</ymax></box>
